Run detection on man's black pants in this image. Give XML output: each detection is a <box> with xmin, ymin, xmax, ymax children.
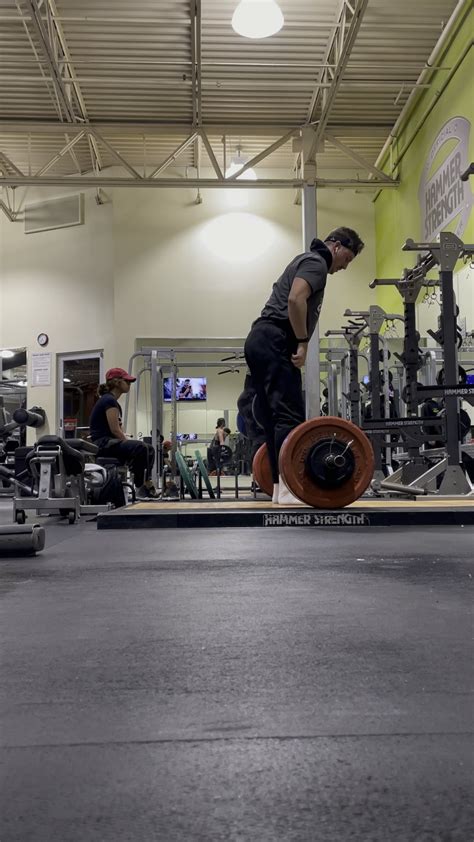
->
<box><xmin>244</xmin><ymin>319</ymin><xmax>305</xmax><ymax>483</ymax></box>
<box><xmin>96</xmin><ymin>439</ymin><xmax>155</xmax><ymax>487</ymax></box>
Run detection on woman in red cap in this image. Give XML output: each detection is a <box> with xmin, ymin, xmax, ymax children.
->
<box><xmin>89</xmin><ymin>367</ymin><xmax>158</xmax><ymax>500</ymax></box>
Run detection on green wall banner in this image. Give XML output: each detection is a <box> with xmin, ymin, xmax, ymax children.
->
<box><xmin>419</xmin><ymin>116</ymin><xmax>472</xmax><ymax>241</ymax></box>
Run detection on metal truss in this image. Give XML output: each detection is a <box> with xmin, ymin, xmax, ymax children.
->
<box><xmin>0</xmin><ymin>121</ymin><xmax>391</xmax><ymax>137</ymax></box>
<box><xmin>191</xmin><ymin>0</ymin><xmax>202</xmax><ymax>175</ymax></box>
<box><xmin>0</xmin><ymin>0</ymin><xmax>400</xmax><ymax>196</ymax></box>
<box><xmin>0</xmin><ymin>124</ymin><xmax>400</xmax><ymax>191</ymax></box>
<box><xmin>324</xmin><ymin>134</ymin><xmax>395</xmax><ymax>183</ymax></box>
<box><xmin>0</xmin><ymin>175</ymin><xmax>399</xmax><ymax>190</ymax></box>
<box><xmin>303</xmin><ymin>0</ymin><xmax>371</xmax><ymax>163</ymax></box>
<box><xmin>16</xmin><ymin>0</ymin><xmax>102</xmax><ymax>178</ymax></box>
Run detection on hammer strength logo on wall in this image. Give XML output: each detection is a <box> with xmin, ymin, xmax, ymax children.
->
<box><xmin>419</xmin><ymin>116</ymin><xmax>472</xmax><ymax>241</ymax></box>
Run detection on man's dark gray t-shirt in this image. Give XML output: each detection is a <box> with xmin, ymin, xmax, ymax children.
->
<box><xmin>259</xmin><ymin>241</ymin><xmax>332</xmax><ymax>340</ymax></box>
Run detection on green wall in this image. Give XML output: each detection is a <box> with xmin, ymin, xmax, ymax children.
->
<box><xmin>374</xmin><ymin>3</ymin><xmax>473</xmax><ymax>314</ymax></box>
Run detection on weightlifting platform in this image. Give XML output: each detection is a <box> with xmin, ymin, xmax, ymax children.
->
<box><xmin>97</xmin><ymin>496</ymin><xmax>474</xmax><ymax>529</ymax></box>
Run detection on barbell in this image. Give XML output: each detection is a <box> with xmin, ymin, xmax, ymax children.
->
<box><xmin>252</xmin><ymin>416</ymin><xmax>374</xmax><ymax>509</ymax></box>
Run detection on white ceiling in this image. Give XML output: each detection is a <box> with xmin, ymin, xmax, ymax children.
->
<box><xmin>0</xmin><ymin>0</ymin><xmax>462</xmax><ymax>185</ymax></box>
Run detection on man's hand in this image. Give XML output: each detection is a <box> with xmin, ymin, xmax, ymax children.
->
<box><xmin>291</xmin><ymin>343</ymin><xmax>307</xmax><ymax>369</ymax></box>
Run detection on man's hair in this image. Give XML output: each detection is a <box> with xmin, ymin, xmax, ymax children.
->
<box><xmin>325</xmin><ymin>227</ymin><xmax>364</xmax><ymax>256</ymax></box>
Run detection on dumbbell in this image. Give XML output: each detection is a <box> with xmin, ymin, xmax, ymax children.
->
<box><xmin>252</xmin><ymin>416</ymin><xmax>374</xmax><ymax>508</ymax></box>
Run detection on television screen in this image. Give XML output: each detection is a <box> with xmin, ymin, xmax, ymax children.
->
<box><xmin>163</xmin><ymin>377</ymin><xmax>207</xmax><ymax>402</ymax></box>
<box><xmin>466</xmin><ymin>374</ymin><xmax>474</xmax><ymax>385</ymax></box>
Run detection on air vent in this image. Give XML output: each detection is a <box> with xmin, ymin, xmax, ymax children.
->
<box><xmin>24</xmin><ymin>193</ymin><xmax>84</xmax><ymax>234</ymax></box>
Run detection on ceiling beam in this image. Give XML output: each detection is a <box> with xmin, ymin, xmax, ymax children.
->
<box><xmin>0</xmin><ymin>175</ymin><xmax>399</xmax><ymax>190</ymax></box>
<box><xmin>199</xmin><ymin>131</ymin><xmax>224</xmax><ymax>180</ymax></box>
<box><xmin>306</xmin><ymin>0</ymin><xmax>370</xmax><ymax>160</ymax></box>
<box><xmin>149</xmin><ymin>133</ymin><xmax>199</xmax><ymax>178</ymax></box>
<box><xmin>18</xmin><ymin>0</ymin><xmax>102</xmax><ymax>180</ymax></box>
<box><xmin>87</xmin><ymin>130</ymin><xmax>143</xmax><ymax>179</ymax></box>
<box><xmin>190</xmin><ymin>0</ymin><xmax>202</xmax><ymax>171</ymax></box>
<box><xmin>325</xmin><ymin>133</ymin><xmax>395</xmax><ymax>182</ymax></box>
<box><xmin>45</xmin><ymin>0</ymin><xmax>103</xmax><ymax>172</ymax></box>
<box><xmin>23</xmin><ymin>0</ymin><xmax>76</xmax><ymax>121</ymax></box>
<box><xmin>226</xmin><ymin>129</ymin><xmax>298</xmax><ymax>180</ymax></box>
<box><xmin>34</xmin><ymin>131</ymin><xmax>85</xmax><ymax>176</ymax></box>
<box><xmin>0</xmin><ymin>121</ymin><xmax>394</xmax><ymax>137</ymax></box>
<box><xmin>0</xmin><ymin>152</ymin><xmax>25</xmax><ymax>177</ymax></box>
<box><xmin>0</xmin><ymin>201</ymin><xmax>18</xmax><ymax>222</ymax></box>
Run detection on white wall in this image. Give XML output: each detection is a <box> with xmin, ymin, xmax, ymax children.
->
<box><xmin>113</xmin><ymin>178</ymin><xmax>376</xmax><ymax>361</ymax></box>
<box><xmin>0</xmin><ymin>190</ymin><xmax>114</xmax><ymax>433</ymax></box>
<box><xmin>0</xmin><ymin>173</ymin><xmax>376</xmax><ymax>436</ymax></box>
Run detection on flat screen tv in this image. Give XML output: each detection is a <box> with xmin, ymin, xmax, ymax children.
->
<box><xmin>163</xmin><ymin>377</ymin><xmax>207</xmax><ymax>402</ymax></box>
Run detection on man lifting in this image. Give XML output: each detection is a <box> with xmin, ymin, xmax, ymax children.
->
<box><xmin>244</xmin><ymin>227</ymin><xmax>364</xmax><ymax>504</ymax></box>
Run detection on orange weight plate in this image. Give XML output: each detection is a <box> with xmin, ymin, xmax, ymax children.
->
<box><xmin>252</xmin><ymin>443</ymin><xmax>273</xmax><ymax>497</ymax></box>
<box><xmin>279</xmin><ymin>416</ymin><xmax>374</xmax><ymax>509</ymax></box>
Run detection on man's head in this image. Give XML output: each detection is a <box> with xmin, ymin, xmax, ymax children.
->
<box><xmin>324</xmin><ymin>227</ymin><xmax>364</xmax><ymax>273</ymax></box>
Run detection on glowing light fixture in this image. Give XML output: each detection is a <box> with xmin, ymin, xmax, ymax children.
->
<box><xmin>232</xmin><ymin>0</ymin><xmax>284</xmax><ymax>39</ymax></box>
<box><xmin>63</xmin><ymin>378</ymin><xmax>72</xmax><ymax>383</ymax></box>
<box><xmin>0</xmin><ymin>349</ymin><xmax>14</xmax><ymax>359</ymax></box>
<box><xmin>199</xmin><ymin>212</ymin><xmax>276</xmax><ymax>264</ymax></box>
<box><xmin>225</xmin><ymin>150</ymin><xmax>257</xmax><ymax>181</ymax></box>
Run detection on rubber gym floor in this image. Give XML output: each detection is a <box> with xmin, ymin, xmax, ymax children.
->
<box><xmin>0</xmin><ymin>500</ymin><xmax>473</xmax><ymax>842</ymax></box>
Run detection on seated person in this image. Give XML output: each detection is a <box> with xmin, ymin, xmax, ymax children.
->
<box><xmin>89</xmin><ymin>367</ymin><xmax>158</xmax><ymax>499</ymax></box>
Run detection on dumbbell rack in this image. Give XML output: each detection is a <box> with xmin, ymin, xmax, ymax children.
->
<box><xmin>370</xmin><ymin>232</ymin><xmax>474</xmax><ymax>496</ymax></box>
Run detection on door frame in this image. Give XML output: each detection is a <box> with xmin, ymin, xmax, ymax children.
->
<box><xmin>57</xmin><ymin>350</ymin><xmax>104</xmax><ymax>436</ymax></box>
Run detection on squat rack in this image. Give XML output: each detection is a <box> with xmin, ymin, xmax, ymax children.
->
<box><xmin>369</xmin><ymin>232</ymin><xmax>474</xmax><ymax>496</ymax></box>
<box><xmin>123</xmin><ymin>346</ymin><xmax>244</xmax><ymax>485</ymax></box>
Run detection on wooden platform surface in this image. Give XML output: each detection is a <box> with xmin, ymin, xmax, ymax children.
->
<box><xmin>129</xmin><ymin>497</ymin><xmax>474</xmax><ymax>511</ymax></box>
<box><xmin>97</xmin><ymin>494</ymin><xmax>474</xmax><ymax>529</ymax></box>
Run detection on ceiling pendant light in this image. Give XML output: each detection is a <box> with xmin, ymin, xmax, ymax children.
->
<box><xmin>225</xmin><ymin>149</ymin><xmax>257</xmax><ymax>180</ymax></box>
<box><xmin>232</xmin><ymin>0</ymin><xmax>284</xmax><ymax>39</ymax></box>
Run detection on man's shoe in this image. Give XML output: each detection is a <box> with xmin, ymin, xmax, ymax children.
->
<box><xmin>136</xmin><ymin>484</ymin><xmax>151</xmax><ymax>500</ymax></box>
<box><xmin>164</xmin><ymin>482</ymin><xmax>179</xmax><ymax>499</ymax></box>
<box><xmin>146</xmin><ymin>483</ymin><xmax>160</xmax><ymax>499</ymax></box>
<box><xmin>277</xmin><ymin>475</ymin><xmax>302</xmax><ymax>505</ymax></box>
<box><xmin>136</xmin><ymin>483</ymin><xmax>161</xmax><ymax>501</ymax></box>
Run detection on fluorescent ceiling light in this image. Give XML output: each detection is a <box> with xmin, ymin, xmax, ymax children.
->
<box><xmin>232</xmin><ymin>0</ymin><xmax>284</xmax><ymax>39</ymax></box>
<box><xmin>0</xmin><ymin>349</ymin><xmax>14</xmax><ymax>358</ymax></box>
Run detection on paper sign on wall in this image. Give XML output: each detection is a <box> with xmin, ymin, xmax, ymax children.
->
<box><xmin>32</xmin><ymin>352</ymin><xmax>52</xmax><ymax>386</ymax></box>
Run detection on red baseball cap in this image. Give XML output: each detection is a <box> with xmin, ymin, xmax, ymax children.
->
<box><xmin>105</xmin><ymin>367</ymin><xmax>136</xmax><ymax>383</ymax></box>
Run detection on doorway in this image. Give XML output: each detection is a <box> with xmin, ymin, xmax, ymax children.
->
<box><xmin>57</xmin><ymin>352</ymin><xmax>104</xmax><ymax>438</ymax></box>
